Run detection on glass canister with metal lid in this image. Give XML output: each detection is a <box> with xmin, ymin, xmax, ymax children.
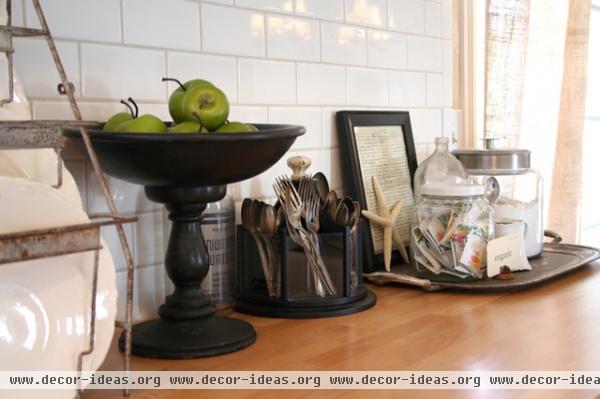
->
<box><xmin>411</xmin><ymin>182</ymin><xmax>494</xmax><ymax>280</ymax></box>
<box><xmin>452</xmin><ymin>145</ymin><xmax>543</xmax><ymax>258</ymax></box>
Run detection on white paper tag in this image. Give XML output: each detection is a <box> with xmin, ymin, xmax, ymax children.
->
<box><xmin>486</xmin><ymin>233</ymin><xmax>532</xmax><ymax>277</ymax></box>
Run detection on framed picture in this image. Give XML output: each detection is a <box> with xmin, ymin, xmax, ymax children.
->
<box><xmin>336</xmin><ymin>111</ymin><xmax>418</xmax><ymax>272</ymax></box>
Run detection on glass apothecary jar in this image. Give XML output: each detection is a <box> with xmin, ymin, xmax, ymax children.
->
<box><xmin>411</xmin><ymin>183</ymin><xmax>494</xmax><ymax>281</ymax></box>
<box><xmin>413</xmin><ymin>137</ymin><xmax>469</xmax><ymax>204</ymax></box>
<box><xmin>453</xmin><ymin>148</ymin><xmax>543</xmax><ymax>258</ymax></box>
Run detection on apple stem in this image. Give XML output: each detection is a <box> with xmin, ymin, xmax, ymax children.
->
<box><xmin>120</xmin><ymin>99</ymin><xmax>135</xmax><ymax>118</ymax></box>
<box><xmin>162</xmin><ymin>77</ymin><xmax>186</xmax><ymax>91</ymax></box>
<box><xmin>127</xmin><ymin>97</ymin><xmax>139</xmax><ymax>118</ymax></box>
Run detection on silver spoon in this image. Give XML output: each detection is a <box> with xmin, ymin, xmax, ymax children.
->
<box><xmin>484</xmin><ymin>176</ymin><xmax>500</xmax><ymax>205</ymax></box>
<box><xmin>313</xmin><ymin>172</ymin><xmax>330</xmax><ymax>204</ymax></box>
<box><xmin>260</xmin><ymin>204</ymin><xmax>279</xmax><ymax>297</ymax></box>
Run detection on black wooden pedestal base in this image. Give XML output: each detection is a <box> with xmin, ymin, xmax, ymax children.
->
<box><xmin>119</xmin><ymin>185</ymin><xmax>257</xmax><ymax>359</ymax></box>
<box><xmin>118</xmin><ymin>317</ymin><xmax>256</xmax><ymax>359</ymax></box>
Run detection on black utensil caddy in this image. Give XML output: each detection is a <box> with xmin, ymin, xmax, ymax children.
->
<box><xmin>235</xmin><ymin>222</ymin><xmax>376</xmax><ymax>318</ymax></box>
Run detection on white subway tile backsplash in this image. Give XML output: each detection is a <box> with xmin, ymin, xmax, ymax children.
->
<box><xmin>10</xmin><ymin>0</ymin><xmax>24</xmax><ymax>27</ymax></box>
<box><xmin>86</xmin><ymin>170</ymin><xmax>157</xmax><ymax>215</ymax></box>
<box><xmin>426</xmin><ymin>73</ymin><xmax>443</xmax><ymax>107</ymax></box>
<box><xmin>229</xmin><ymin>106</ymin><xmax>269</xmax><ymax>124</ymax></box>
<box><xmin>238</xmin><ymin>59</ymin><xmax>296</xmax><ymax>104</ymax></box>
<box><xmin>116</xmin><ymin>264</ymin><xmax>165</xmax><ymax>323</ymax></box>
<box><xmin>389</xmin><ymin>71</ymin><xmax>427</xmax><ymax>107</ymax></box>
<box><xmin>235</xmin><ymin>0</ymin><xmax>294</xmax><ymax>13</ymax></box>
<box><xmin>302</xmin><ymin>148</ymin><xmax>342</xmax><ymax>190</ymax></box>
<box><xmin>167</xmin><ymin>52</ymin><xmax>238</xmax><ymax>103</ymax></box>
<box><xmin>407</xmin><ymin>35</ymin><xmax>442</xmax><ymax>71</ymax></box>
<box><xmin>102</xmin><ymin>223</ymin><xmax>135</xmax><ymax>272</ymax></box>
<box><xmin>13</xmin><ymin>38</ymin><xmax>79</xmax><ymax>99</ymax></box>
<box><xmin>297</xmin><ymin>63</ymin><xmax>346</xmax><ymax>105</ymax></box>
<box><xmin>407</xmin><ymin>108</ymin><xmax>442</xmax><ymax>143</ymax></box>
<box><xmin>322</xmin><ymin>107</ymin><xmax>341</xmax><ymax>148</ymax></box>
<box><xmin>269</xmin><ymin>107</ymin><xmax>322</xmax><ymax>149</ymax></box>
<box><xmin>134</xmin><ymin>211</ymin><xmax>165</xmax><ymax>268</ymax></box>
<box><xmin>295</xmin><ymin>0</ymin><xmax>344</xmax><ymax>21</ymax></box>
<box><xmin>81</xmin><ymin>44</ymin><xmax>166</xmax><ymax>101</ymax></box>
<box><xmin>267</xmin><ymin>15</ymin><xmax>320</xmax><ymax>61</ymax></box>
<box><xmin>367</xmin><ymin>30</ymin><xmax>407</xmax><ymax>69</ymax></box>
<box><xmin>321</xmin><ymin>22</ymin><xmax>367</xmax><ymax>66</ymax></box>
<box><xmin>347</xmin><ymin>67</ymin><xmax>388</xmax><ymax>106</ymax></box>
<box><xmin>239</xmin><ymin>154</ymin><xmax>293</xmax><ymax>198</ymax></box>
<box><xmin>388</xmin><ymin>0</ymin><xmax>425</xmax><ymax>34</ymax></box>
<box><xmin>424</xmin><ymin>1</ymin><xmax>443</xmax><ymax>37</ymax></box>
<box><xmin>441</xmin><ymin>0</ymin><xmax>453</xmax><ymax>39</ymax></box>
<box><xmin>443</xmin><ymin>108</ymin><xmax>459</xmax><ymax>141</ymax></box>
<box><xmin>32</xmin><ymin>101</ymin><xmax>170</xmax><ymax>122</ymax></box>
<box><xmin>345</xmin><ymin>0</ymin><xmax>387</xmax><ymax>27</ymax></box>
<box><xmin>123</xmin><ymin>0</ymin><xmax>200</xmax><ymax>50</ymax></box>
<box><xmin>25</xmin><ymin>0</ymin><xmax>121</xmax><ymax>43</ymax></box>
<box><xmin>201</xmin><ymin>4</ymin><xmax>265</xmax><ymax>57</ymax></box>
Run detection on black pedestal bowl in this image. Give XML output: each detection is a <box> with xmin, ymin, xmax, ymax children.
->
<box><xmin>64</xmin><ymin>123</ymin><xmax>304</xmax><ymax>359</ymax></box>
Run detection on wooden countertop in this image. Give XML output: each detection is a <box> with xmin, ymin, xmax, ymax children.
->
<box><xmin>86</xmin><ymin>262</ymin><xmax>600</xmax><ymax>399</ymax></box>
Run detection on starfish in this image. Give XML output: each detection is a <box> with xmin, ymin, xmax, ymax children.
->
<box><xmin>361</xmin><ymin>176</ymin><xmax>410</xmax><ymax>272</ymax></box>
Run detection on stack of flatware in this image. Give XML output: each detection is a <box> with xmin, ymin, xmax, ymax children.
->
<box><xmin>273</xmin><ymin>174</ymin><xmax>337</xmax><ymax>297</ymax></box>
<box><xmin>241</xmin><ymin>198</ymin><xmax>279</xmax><ymax>297</ymax></box>
<box><xmin>242</xmin><ymin>170</ymin><xmax>363</xmax><ymax>298</ymax></box>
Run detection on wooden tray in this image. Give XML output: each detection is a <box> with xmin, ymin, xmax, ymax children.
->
<box><xmin>365</xmin><ymin>243</ymin><xmax>600</xmax><ymax>292</ymax></box>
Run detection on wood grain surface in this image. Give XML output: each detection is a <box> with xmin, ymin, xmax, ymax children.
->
<box><xmin>84</xmin><ymin>261</ymin><xmax>600</xmax><ymax>399</ymax></box>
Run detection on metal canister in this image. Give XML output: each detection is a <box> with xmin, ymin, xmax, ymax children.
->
<box><xmin>453</xmin><ymin>143</ymin><xmax>544</xmax><ymax>258</ymax></box>
<box><xmin>200</xmin><ymin>194</ymin><xmax>237</xmax><ymax>311</ymax></box>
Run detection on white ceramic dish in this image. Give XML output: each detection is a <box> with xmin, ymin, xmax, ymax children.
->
<box><xmin>0</xmin><ymin>177</ymin><xmax>117</xmax><ymax>398</ymax></box>
<box><xmin>0</xmin><ymin>149</ymin><xmax>83</xmax><ymax>209</ymax></box>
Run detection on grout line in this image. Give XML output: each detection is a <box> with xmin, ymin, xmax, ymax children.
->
<box><xmin>262</xmin><ymin>10</ymin><xmax>268</xmax><ymax>57</ymax></box>
<box><xmin>28</xmin><ymin>96</ymin><xmax>451</xmax><ymax>111</ymax></box>
<box><xmin>344</xmin><ymin>66</ymin><xmax>348</xmax><ymax>104</ymax></box>
<box><xmin>425</xmin><ymin>71</ymin><xmax>429</xmax><ymax>107</ymax></box>
<box><xmin>119</xmin><ymin>0</ymin><xmax>125</xmax><ymax>44</ymax></box>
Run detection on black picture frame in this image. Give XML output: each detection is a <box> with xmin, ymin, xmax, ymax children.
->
<box><xmin>336</xmin><ymin>111</ymin><xmax>418</xmax><ymax>273</ymax></box>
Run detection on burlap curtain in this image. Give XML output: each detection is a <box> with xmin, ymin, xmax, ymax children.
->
<box><xmin>485</xmin><ymin>0</ymin><xmax>591</xmax><ymax>243</ymax></box>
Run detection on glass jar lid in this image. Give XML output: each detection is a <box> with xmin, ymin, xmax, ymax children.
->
<box><xmin>452</xmin><ymin>148</ymin><xmax>531</xmax><ymax>175</ymax></box>
<box><xmin>421</xmin><ymin>182</ymin><xmax>484</xmax><ymax>197</ymax></box>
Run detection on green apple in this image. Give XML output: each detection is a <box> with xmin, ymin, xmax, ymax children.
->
<box><xmin>103</xmin><ymin>112</ymin><xmax>133</xmax><ymax>131</ymax></box>
<box><xmin>116</xmin><ymin>114</ymin><xmax>167</xmax><ymax>133</ymax></box>
<box><xmin>163</xmin><ymin>77</ymin><xmax>213</xmax><ymax>123</ymax></box>
<box><xmin>181</xmin><ymin>85</ymin><xmax>229</xmax><ymax>131</ymax></box>
<box><xmin>103</xmin><ymin>99</ymin><xmax>137</xmax><ymax>131</ymax></box>
<box><xmin>247</xmin><ymin>124</ymin><xmax>259</xmax><ymax>132</ymax></box>
<box><xmin>215</xmin><ymin>121</ymin><xmax>254</xmax><ymax>133</ymax></box>
<box><xmin>168</xmin><ymin>121</ymin><xmax>208</xmax><ymax>133</ymax></box>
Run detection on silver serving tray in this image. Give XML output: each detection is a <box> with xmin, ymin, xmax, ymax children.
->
<box><xmin>365</xmin><ymin>243</ymin><xmax>600</xmax><ymax>291</ymax></box>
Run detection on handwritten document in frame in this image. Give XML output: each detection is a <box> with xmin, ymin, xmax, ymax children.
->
<box><xmin>353</xmin><ymin>125</ymin><xmax>415</xmax><ymax>254</ymax></box>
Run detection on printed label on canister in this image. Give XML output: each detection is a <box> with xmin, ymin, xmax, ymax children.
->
<box><xmin>200</xmin><ymin>212</ymin><xmax>236</xmax><ymax>309</ymax></box>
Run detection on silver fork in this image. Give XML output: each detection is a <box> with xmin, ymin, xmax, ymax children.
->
<box><xmin>274</xmin><ymin>176</ymin><xmax>329</xmax><ymax>297</ymax></box>
<box><xmin>298</xmin><ymin>175</ymin><xmax>320</xmax><ymax>294</ymax></box>
<box><xmin>304</xmin><ymin>187</ymin><xmax>337</xmax><ymax>296</ymax></box>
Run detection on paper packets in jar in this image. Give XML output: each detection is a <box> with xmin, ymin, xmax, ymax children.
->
<box><xmin>412</xmin><ymin>201</ymin><xmax>493</xmax><ymax>279</ymax></box>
